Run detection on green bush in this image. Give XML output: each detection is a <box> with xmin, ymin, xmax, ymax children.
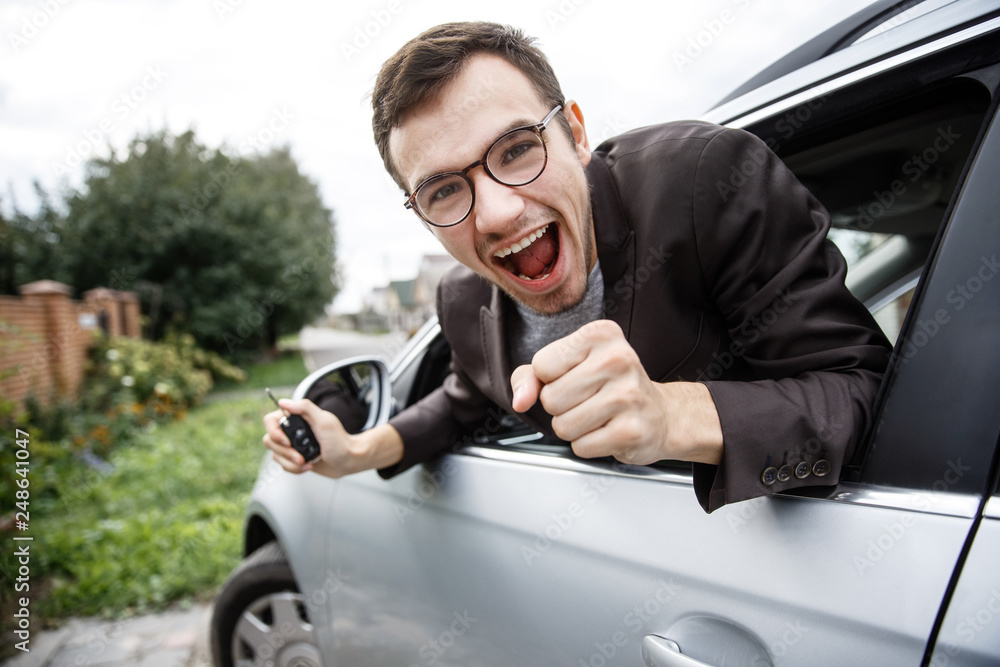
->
<box><xmin>2</xmin><ymin>334</ymin><xmax>248</xmax><ymax>509</ymax></box>
<box><xmin>84</xmin><ymin>334</ymin><xmax>246</xmax><ymax>412</ymax></box>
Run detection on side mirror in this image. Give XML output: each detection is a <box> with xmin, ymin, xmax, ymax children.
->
<box><xmin>292</xmin><ymin>356</ymin><xmax>392</xmax><ymax>434</ymax></box>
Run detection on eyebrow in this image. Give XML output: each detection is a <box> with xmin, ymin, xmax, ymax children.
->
<box><xmin>411</xmin><ymin>116</ymin><xmax>539</xmax><ymax>189</ymax></box>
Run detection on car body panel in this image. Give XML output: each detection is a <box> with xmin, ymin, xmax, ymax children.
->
<box><xmin>932</xmin><ymin>496</ymin><xmax>1000</xmax><ymax>666</ymax></box>
<box><xmin>322</xmin><ymin>453</ymin><xmax>976</xmax><ymax>665</ymax></box>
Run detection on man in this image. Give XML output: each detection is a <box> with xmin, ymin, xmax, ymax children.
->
<box><xmin>264</xmin><ymin>22</ymin><xmax>891</xmax><ymax>512</ymax></box>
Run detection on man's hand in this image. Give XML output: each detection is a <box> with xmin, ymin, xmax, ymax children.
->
<box><xmin>263</xmin><ymin>398</ymin><xmax>403</xmax><ymax>478</ymax></box>
<box><xmin>510</xmin><ymin>320</ymin><xmax>723</xmax><ymax>466</ymax></box>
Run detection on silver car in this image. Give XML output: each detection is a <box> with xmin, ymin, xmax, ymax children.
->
<box><xmin>211</xmin><ymin>1</ymin><xmax>1000</xmax><ymax>665</ymax></box>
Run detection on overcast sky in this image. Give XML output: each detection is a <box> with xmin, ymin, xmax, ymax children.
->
<box><xmin>1</xmin><ymin>0</ymin><xmax>876</xmax><ymax>312</ymax></box>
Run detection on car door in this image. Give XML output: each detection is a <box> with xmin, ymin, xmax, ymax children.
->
<box><xmin>931</xmin><ymin>494</ymin><xmax>1000</xmax><ymax>667</ymax></box>
<box><xmin>320</xmin><ymin>25</ymin><xmax>1000</xmax><ymax>667</ymax></box>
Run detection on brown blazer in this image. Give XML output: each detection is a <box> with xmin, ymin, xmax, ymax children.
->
<box><xmin>383</xmin><ymin>121</ymin><xmax>891</xmax><ymax>513</ymax></box>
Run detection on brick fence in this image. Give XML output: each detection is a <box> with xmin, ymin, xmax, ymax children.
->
<box><xmin>0</xmin><ymin>281</ymin><xmax>140</xmax><ymax>409</ymax></box>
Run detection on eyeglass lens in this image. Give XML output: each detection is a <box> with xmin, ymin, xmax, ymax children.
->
<box><xmin>415</xmin><ymin>127</ymin><xmax>546</xmax><ymax>226</ymax></box>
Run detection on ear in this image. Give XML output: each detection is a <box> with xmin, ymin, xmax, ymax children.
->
<box><xmin>562</xmin><ymin>100</ymin><xmax>591</xmax><ymax>166</ymax></box>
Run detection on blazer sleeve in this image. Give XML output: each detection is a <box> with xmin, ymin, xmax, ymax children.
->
<box><xmin>378</xmin><ymin>275</ymin><xmax>493</xmax><ymax>479</ymax></box>
<box><xmin>690</xmin><ymin>128</ymin><xmax>891</xmax><ymax>511</ymax></box>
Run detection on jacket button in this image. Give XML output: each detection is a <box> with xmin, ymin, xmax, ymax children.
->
<box><xmin>761</xmin><ymin>467</ymin><xmax>778</xmax><ymax>485</ymax></box>
<box><xmin>812</xmin><ymin>459</ymin><xmax>832</xmax><ymax>477</ymax></box>
<box><xmin>777</xmin><ymin>464</ymin><xmax>792</xmax><ymax>482</ymax></box>
<box><xmin>794</xmin><ymin>462</ymin><xmax>811</xmax><ymax>479</ymax></box>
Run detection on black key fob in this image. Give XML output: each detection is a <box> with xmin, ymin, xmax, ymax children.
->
<box><xmin>266</xmin><ymin>388</ymin><xmax>322</xmax><ymax>464</ymax></box>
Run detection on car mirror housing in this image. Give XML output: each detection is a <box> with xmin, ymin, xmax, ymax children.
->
<box><xmin>291</xmin><ymin>356</ymin><xmax>392</xmax><ymax>434</ymax></box>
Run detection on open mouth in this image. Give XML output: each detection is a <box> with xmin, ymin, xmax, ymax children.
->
<box><xmin>492</xmin><ymin>223</ymin><xmax>560</xmax><ymax>281</ymax></box>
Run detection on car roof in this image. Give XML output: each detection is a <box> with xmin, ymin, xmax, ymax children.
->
<box><xmin>707</xmin><ymin>0</ymin><xmax>1000</xmax><ymax>124</ymax></box>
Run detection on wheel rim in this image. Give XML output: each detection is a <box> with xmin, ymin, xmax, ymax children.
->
<box><xmin>231</xmin><ymin>591</ymin><xmax>321</xmax><ymax>667</ymax></box>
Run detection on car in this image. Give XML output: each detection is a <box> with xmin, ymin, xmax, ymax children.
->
<box><xmin>210</xmin><ymin>2</ymin><xmax>1000</xmax><ymax>665</ymax></box>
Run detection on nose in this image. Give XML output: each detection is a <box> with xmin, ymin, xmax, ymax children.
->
<box><xmin>469</xmin><ymin>169</ymin><xmax>526</xmax><ymax>236</ymax></box>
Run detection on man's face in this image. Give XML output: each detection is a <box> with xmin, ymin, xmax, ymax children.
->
<box><xmin>389</xmin><ymin>54</ymin><xmax>596</xmax><ymax>315</ymax></box>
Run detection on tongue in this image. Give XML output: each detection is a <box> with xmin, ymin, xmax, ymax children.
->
<box><xmin>510</xmin><ymin>229</ymin><xmax>557</xmax><ymax>278</ymax></box>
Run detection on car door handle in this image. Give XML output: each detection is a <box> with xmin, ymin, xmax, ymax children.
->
<box><xmin>642</xmin><ymin>635</ymin><xmax>715</xmax><ymax>667</ymax></box>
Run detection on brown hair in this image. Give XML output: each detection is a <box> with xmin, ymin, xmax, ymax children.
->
<box><xmin>372</xmin><ymin>21</ymin><xmax>568</xmax><ymax>191</ymax></box>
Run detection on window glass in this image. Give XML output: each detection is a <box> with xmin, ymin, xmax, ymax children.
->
<box><xmin>828</xmin><ymin>228</ymin><xmax>915</xmax><ymax>343</ymax></box>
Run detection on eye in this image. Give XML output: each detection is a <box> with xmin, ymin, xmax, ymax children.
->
<box><xmin>429</xmin><ymin>181</ymin><xmax>462</xmax><ymax>202</ymax></box>
<box><xmin>502</xmin><ymin>141</ymin><xmax>535</xmax><ymax>164</ymax></box>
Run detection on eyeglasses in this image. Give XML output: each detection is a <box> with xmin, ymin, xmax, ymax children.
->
<box><xmin>404</xmin><ymin>104</ymin><xmax>563</xmax><ymax>228</ymax></box>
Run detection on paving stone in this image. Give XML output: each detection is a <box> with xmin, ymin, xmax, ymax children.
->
<box><xmin>2</xmin><ymin>623</ymin><xmax>75</xmax><ymax>667</ymax></box>
<box><xmin>138</xmin><ymin>648</ymin><xmax>190</xmax><ymax>667</ymax></box>
<box><xmin>0</xmin><ymin>603</ymin><xmax>214</xmax><ymax>667</ymax></box>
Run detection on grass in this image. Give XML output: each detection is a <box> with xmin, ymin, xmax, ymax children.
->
<box><xmin>22</xmin><ymin>390</ymin><xmax>271</xmax><ymax>622</ymax></box>
<box><xmin>213</xmin><ymin>350</ymin><xmax>307</xmax><ymax>392</ymax></box>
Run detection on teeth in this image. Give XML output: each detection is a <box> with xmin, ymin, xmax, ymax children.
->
<box><xmin>516</xmin><ymin>272</ymin><xmax>551</xmax><ymax>282</ymax></box>
<box><xmin>494</xmin><ymin>224</ymin><xmax>549</xmax><ymax>258</ymax></box>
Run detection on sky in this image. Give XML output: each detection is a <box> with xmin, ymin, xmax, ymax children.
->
<box><xmin>0</xmin><ymin>0</ymin><xmax>877</xmax><ymax>313</ymax></box>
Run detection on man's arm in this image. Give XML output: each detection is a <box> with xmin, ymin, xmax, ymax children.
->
<box><xmin>690</xmin><ymin>128</ymin><xmax>890</xmax><ymax>510</ymax></box>
<box><xmin>263</xmin><ymin>401</ymin><xmax>403</xmax><ymax>477</ymax></box>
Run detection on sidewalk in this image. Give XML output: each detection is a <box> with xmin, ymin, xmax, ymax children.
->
<box><xmin>3</xmin><ymin>602</ymin><xmax>213</xmax><ymax>667</ymax></box>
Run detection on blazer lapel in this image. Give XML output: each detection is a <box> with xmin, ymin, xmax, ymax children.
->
<box><xmin>587</xmin><ymin>156</ymin><xmax>636</xmax><ymax>339</ymax></box>
<box><xmin>480</xmin><ymin>285</ymin><xmax>513</xmax><ymax>412</ymax></box>
<box><xmin>480</xmin><ymin>284</ymin><xmax>557</xmax><ymax>435</ymax></box>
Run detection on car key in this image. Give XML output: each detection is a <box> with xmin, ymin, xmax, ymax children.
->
<box><xmin>265</xmin><ymin>387</ymin><xmax>322</xmax><ymax>464</ymax></box>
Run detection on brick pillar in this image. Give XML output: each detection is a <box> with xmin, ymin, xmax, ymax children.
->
<box><xmin>19</xmin><ymin>280</ymin><xmax>73</xmax><ymax>398</ymax></box>
<box><xmin>117</xmin><ymin>291</ymin><xmax>141</xmax><ymax>338</ymax></box>
<box><xmin>83</xmin><ymin>288</ymin><xmax>121</xmax><ymax>336</ymax></box>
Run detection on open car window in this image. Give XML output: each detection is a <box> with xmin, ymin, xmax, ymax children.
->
<box><xmin>773</xmin><ymin>76</ymin><xmax>992</xmax><ymax>344</ymax></box>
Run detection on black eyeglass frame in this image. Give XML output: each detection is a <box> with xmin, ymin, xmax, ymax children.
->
<box><xmin>403</xmin><ymin>104</ymin><xmax>564</xmax><ymax>228</ymax></box>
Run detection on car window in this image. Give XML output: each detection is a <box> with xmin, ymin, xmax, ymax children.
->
<box><xmin>768</xmin><ymin>76</ymin><xmax>992</xmax><ymax>347</ymax></box>
<box><xmin>828</xmin><ymin>229</ymin><xmax>919</xmax><ymax>343</ymax></box>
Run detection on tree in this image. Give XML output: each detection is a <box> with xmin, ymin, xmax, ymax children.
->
<box><xmin>0</xmin><ymin>187</ymin><xmax>70</xmax><ymax>294</ymax></box>
<box><xmin>58</xmin><ymin>129</ymin><xmax>338</xmax><ymax>355</ymax></box>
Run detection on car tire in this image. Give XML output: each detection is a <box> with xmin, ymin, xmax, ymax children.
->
<box><xmin>210</xmin><ymin>541</ymin><xmax>322</xmax><ymax>667</ymax></box>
